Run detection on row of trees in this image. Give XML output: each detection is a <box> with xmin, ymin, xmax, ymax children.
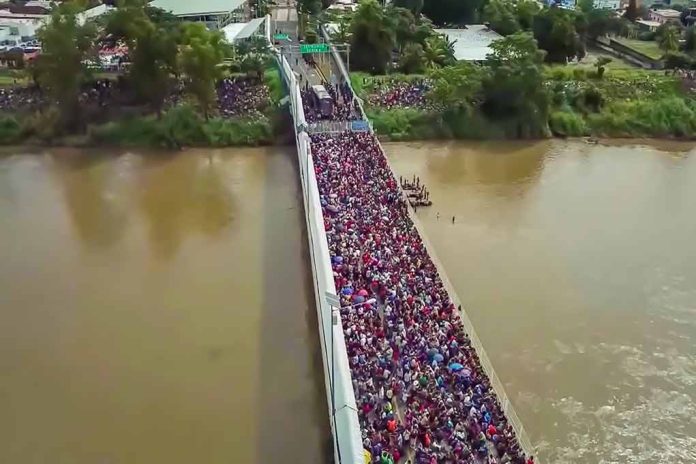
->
<box><xmin>330</xmin><ymin>0</ymin><xmax>455</xmax><ymax>74</ymax></box>
<box><xmin>32</xmin><ymin>0</ymin><xmax>272</xmax><ymax>133</ymax></box>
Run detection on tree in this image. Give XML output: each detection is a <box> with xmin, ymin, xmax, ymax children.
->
<box><xmin>428</xmin><ymin>61</ymin><xmax>486</xmax><ymax>113</ymax></box>
<box><xmin>533</xmin><ymin>7</ymin><xmax>584</xmax><ymax>63</ymax></box>
<box><xmin>515</xmin><ymin>0</ymin><xmax>540</xmax><ymax>30</ymax></box>
<box><xmin>178</xmin><ymin>23</ymin><xmax>227</xmax><ymax>119</ymax></box>
<box><xmin>398</xmin><ymin>43</ymin><xmax>426</xmax><ymax>73</ymax></box>
<box><xmin>684</xmin><ymin>26</ymin><xmax>696</xmax><ymax>52</ymax></box>
<box><xmin>330</xmin><ymin>13</ymin><xmax>353</xmax><ymax>44</ymax></box>
<box><xmin>586</xmin><ymin>8</ymin><xmax>614</xmax><ymax>39</ymax></box>
<box><xmin>595</xmin><ymin>56</ymin><xmax>611</xmax><ymax>78</ymax></box>
<box><xmin>35</xmin><ymin>2</ymin><xmax>98</xmax><ymax>131</ymax></box>
<box><xmin>296</xmin><ymin>0</ymin><xmax>321</xmax><ymax>38</ymax></box>
<box><xmin>130</xmin><ymin>23</ymin><xmax>179</xmax><ymax>115</ymax></box>
<box><xmin>578</xmin><ymin>0</ymin><xmax>595</xmax><ymax>13</ymax></box>
<box><xmin>483</xmin><ymin>32</ymin><xmax>550</xmax><ymax>137</ymax></box>
<box><xmin>658</xmin><ymin>25</ymin><xmax>680</xmax><ymax>53</ymax></box>
<box><xmin>239</xmin><ymin>50</ymin><xmax>272</xmax><ymax>79</ymax></box>
<box><xmin>350</xmin><ymin>0</ymin><xmax>395</xmax><ymax>74</ymax></box>
<box><xmin>422</xmin><ymin>34</ymin><xmax>455</xmax><ymax>69</ymax></box>
<box><xmin>624</xmin><ymin>0</ymin><xmax>638</xmax><ymax>21</ymax></box>
<box><xmin>387</xmin><ymin>6</ymin><xmax>417</xmax><ymax>51</ymax></box>
<box><xmin>483</xmin><ymin>0</ymin><xmax>521</xmax><ymax>36</ymax></box>
<box><xmin>392</xmin><ymin>0</ymin><xmax>423</xmax><ymax>16</ymax></box>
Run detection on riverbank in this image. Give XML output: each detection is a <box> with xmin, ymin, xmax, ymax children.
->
<box><xmin>353</xmin><ymin>68</ymin><xmax>696</xmax><ymax>141</ymax></box>
<box><xmin>0</xmin><ymin>69</ymin><xmax>291</xmax><ymax>149</ymax></box>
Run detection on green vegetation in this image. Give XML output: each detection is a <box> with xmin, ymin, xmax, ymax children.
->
<box><xmin>89</xmin><ymin>105</ymin><xmax>276</xmax><ymax>148</ymax></box>
<box><xmin>615</xmin><ymin>38</ymin><xmax>663</xmax><ymax>59</ymax></box>
<box><xmin>0</xmin><ymin>0</ymin><xmax>284</xmax><ymax>148</ymax></box>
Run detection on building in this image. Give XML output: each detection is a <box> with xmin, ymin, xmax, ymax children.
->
<box><xmin>636</xmin><ymin>19</ymin><xmax>662</xmax><ymax>31</ymax></box>
<box><xmin>148</xmin><ymin>0</ymin><xmax>249</xmax><ymax>29</ymax></box>
<box><xmin>435</xmin><ymin>25</ymin><xmax>502</xmax><ymax>62</ymax></box>
<box><xmin>648</xmin><ymin>8</ymin><xmax>682</xmax><ymax>24</ymax></box>
<box><xmin>593</xmin><ymin>0</ymin><xmax>621</xmax><ymax>10</ymax></box>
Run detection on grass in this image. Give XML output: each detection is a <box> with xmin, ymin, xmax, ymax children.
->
<box><xmin>0</xmin><ymin>69</ymin><xmax>29</xmax><ymax>87</ymax></box>
<box><xmin>614</xmin><ymin>38</ymin><xmax>664</xmax><ymax>60</ymax></box>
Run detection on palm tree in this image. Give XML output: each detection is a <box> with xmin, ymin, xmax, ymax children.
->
<box><xmin>658</xmin><ymin>25</ymin><xmax>680</xmax><ymax>53</ymax></box>
<box><xmin>350</xmin><ymin>0</ymin><xmax>395</xmax><ymax>73</ymax></box>
<box><xmin>423</xmin><ymin>35</ymin><xmax>456</xmax><ymax>69</ymax></box>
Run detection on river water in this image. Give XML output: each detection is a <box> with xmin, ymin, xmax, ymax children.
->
<box><xmin>385</xmin><ymin>140</ymin><xmax>696</xmax><ymax>464</ymax></box>
<box><xmin>0</xmin><ymin>148</ymin><xmax>327</xmax><ymax>464</ymax></box>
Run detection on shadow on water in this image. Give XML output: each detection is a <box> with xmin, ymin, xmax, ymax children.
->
<box><xmin>135</xmin><ymin>153</ymin><xmax>237</xmax><ymax>260</ymax></box>
<box><xmin>257</xmin><ymin>147</ymin><xmax>330</xmax><ymax>464</ymax></box>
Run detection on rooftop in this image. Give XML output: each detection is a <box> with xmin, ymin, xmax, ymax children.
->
<box><xmin>221</xmin><ymin>16</ymin><xmax>264</xmax><ymax>41</ymax></box>
<box><xmin>651</xmin><ymin>8</ymin><xmax>681</xmax><ymax>17</ymax></box>
<box><xmin>149</xmin><ymin>0</ymin><xmax>246</xmax><ymax>17</ymax></box>
<box><xmin>435</xmin><ymin>25</ymin><xmax>502</xmax><ymax>61</ymax></box>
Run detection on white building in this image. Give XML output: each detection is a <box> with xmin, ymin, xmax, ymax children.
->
<box><xmin>149</xmin><ymin>0</ymin><xmax>249</xmax><ymax>29</ymax></box>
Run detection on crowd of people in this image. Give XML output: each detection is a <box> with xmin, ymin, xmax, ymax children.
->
<box><xmin>301</xmin><ymin>81</ymin><xmax>361</xmax><ymax>123</ymax></box>
<box><xmin>216</xmin><ymin>76</ymin><xmax>270</xmax><ymax>118</ymax></box>
<box><xmin>366</xmin><ymin>78</ymin><xmax>432</xmax><ymax>109</ymax></box>
<box><xmin>0</xmin><ymin>86</ymin><xmax>43</xmax><ymax>112</ymax></box>
<box><xmin>309</xmin><ymin>129</ymin><xmax>531</xmax><ymax>464</ymax></box>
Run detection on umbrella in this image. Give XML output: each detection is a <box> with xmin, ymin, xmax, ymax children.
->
<box><xmin>357</xmin><ymin>289</ymin><xmax>369</xmax><ymax>297</ymax></box>
<box><xmin>352</xmin><ymin>295</ymin><xmax>365</xmax><ymax>303</ymax></box>
<box><xmin>449</xmin><ymin>362</ymin><xmax>464</xmax><ymax>372</ymax></box>
<box><xmin>341</xmin><ymin>287</ymin><xmax>354</xmax><ymax>295</ymax></box>
<box><xmin>433</xmin><ymin>353</ymin><xmax>444</xmax><ymax>363</ymax></box>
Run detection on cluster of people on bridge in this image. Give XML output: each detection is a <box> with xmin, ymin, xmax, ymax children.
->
<box><xmin>367</xmin><ymin>78</ymin><xmax>433</xmax><ymax>110</ymax></box>
<box><xmin>300</xmin><ymin>81</ymin><xmax>361</xmax><ymax>123</ymax></box>
<box><xmin>310</xmin><ymin>130</ymin><xmax>532</xmax><ymax>464</ymax></box>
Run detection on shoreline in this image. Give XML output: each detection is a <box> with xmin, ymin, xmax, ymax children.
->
<box><xmin>3</xmin><ymin>133</ymin><xmax>696</xmax><ymax>151</ymax></box>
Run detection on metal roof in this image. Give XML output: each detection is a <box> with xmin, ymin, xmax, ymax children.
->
<box><xmin>221</xmin><ymin>17</ymin><xmax>264</xmax><ymax>41</ymax></box>
<box><xmin>149</xmin><ymin>0</ymin><xmax>245</xmax><ymax>17</ymax></box>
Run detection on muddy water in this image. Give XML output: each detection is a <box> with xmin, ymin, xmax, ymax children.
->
<box><xmin>385</xmin><ymin>140</ymin><xmax>696</xmax><ymax>464</ymax></box>
<box><xmin>0</xmin><ymin>148</ymin><xmax>327</xmax><ymax>464</ymax></box>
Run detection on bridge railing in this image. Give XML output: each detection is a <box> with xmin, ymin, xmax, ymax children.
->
<box><xmin>272</xmin><ymin>34</ymin><xmax>364</xmax><ymax>464</ymax></box>
<box><xmin>316</xmin><ymin>26</ymin><xmax>538</xmax><ymax>460</ymax></box>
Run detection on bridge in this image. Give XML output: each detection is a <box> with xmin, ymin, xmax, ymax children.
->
<box><xmin>265</xmin><ymin>6</ymin><xmax>536</xmax><ymax>463</ymax></box>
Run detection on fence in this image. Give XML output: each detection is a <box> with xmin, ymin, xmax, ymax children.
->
<box><xmin>272</xmin><ymin>35</ymin><xmax>364</xmax><ymax>464</ymax></box>
<box><xmin>319</xmin><ymin>28</ymin><xmax>539</xmax><ymax>460</ymax></box>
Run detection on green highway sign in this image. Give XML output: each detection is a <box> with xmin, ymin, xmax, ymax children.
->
<box><xmin>273</xmin><ymin>33</ymin><xmax>289</xmax><ymax>40</ymax></box>
<box><xmin>300</xmin><ymin>43</ymin><xmax>330</xmax><ymax>54</ymax></box>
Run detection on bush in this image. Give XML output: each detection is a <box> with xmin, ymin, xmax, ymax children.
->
<box><xmin>0</xmin><ymin>115</ymin><xmax>21</xmax><ymax>144</ymax></box>
<box><xmin>664</xmin><ymin>52</ymin><xmax>695</xmax><ymax>69</ymax></box>
<box><xmin>587</xmin><ymin>97</ymin><xmax>696</xmax><ymax>137</ymax></box>
<box><xmin>89</xmin><ymin>105</ymin><xmax>274</xmax><ymax>148</ymax></box>
<box><xmin>549</xmin><ymin>110</ymin><xmax>588</xmax><ymax>136</ymax></box>
<box><xmin>264</xmin><ymin>67</ymin><xmax>285</xmax><ymax>104</ymax></box>
<box><xmin>21</xmin><ymin>108</ymin><xmax>61</xmax><ymax>142</ymax></box>
<box><xmin>637</xmin><ymin>31</ymin><xmax>655</xmax><ymax>41</ymax></box>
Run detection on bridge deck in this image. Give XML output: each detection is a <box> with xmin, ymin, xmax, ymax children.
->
<box><xmin>270</xmin><ymin>15</ymin><xmax>537</xmax><ymax>464</ymax></box>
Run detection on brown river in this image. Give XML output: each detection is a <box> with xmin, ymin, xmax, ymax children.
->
<box><xmin>1</xmin><ymin>141</ymin><xmax>695</xmax><ymax>464</ymax></box>
<box><xmin>385</xmin><ymin>140</ymin><xmax>696</xmax><ymax>464</ymax></box>
<box><xmin>0</xmin><ymin>148</ymin><xmax>328</xmax><ymax>464</ymax></box>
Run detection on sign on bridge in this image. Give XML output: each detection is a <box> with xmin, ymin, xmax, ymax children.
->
<box><xmin>273</xmin><ymin>33</ymin><xmax>289</xmax><ymax>40</ymax></box>
<box><xmin>351</xmin><ymin>120</ymin><xmax>370</xmax><ymax>132</ymax></box>
<box><xmin>300</xmin><ymin>43</ymin><xmax>330</xmax><ymax>54</ymax></box>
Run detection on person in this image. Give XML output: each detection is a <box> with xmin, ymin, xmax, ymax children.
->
<box><xmin>452</xmin><ymin>216</ymin><xmax>455</xmax><ymax>224</ymax></box>
<box><xmin>436</xmin><ymin>212</ymin><xmax>440</xmax><ymax>220</ymax></box>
